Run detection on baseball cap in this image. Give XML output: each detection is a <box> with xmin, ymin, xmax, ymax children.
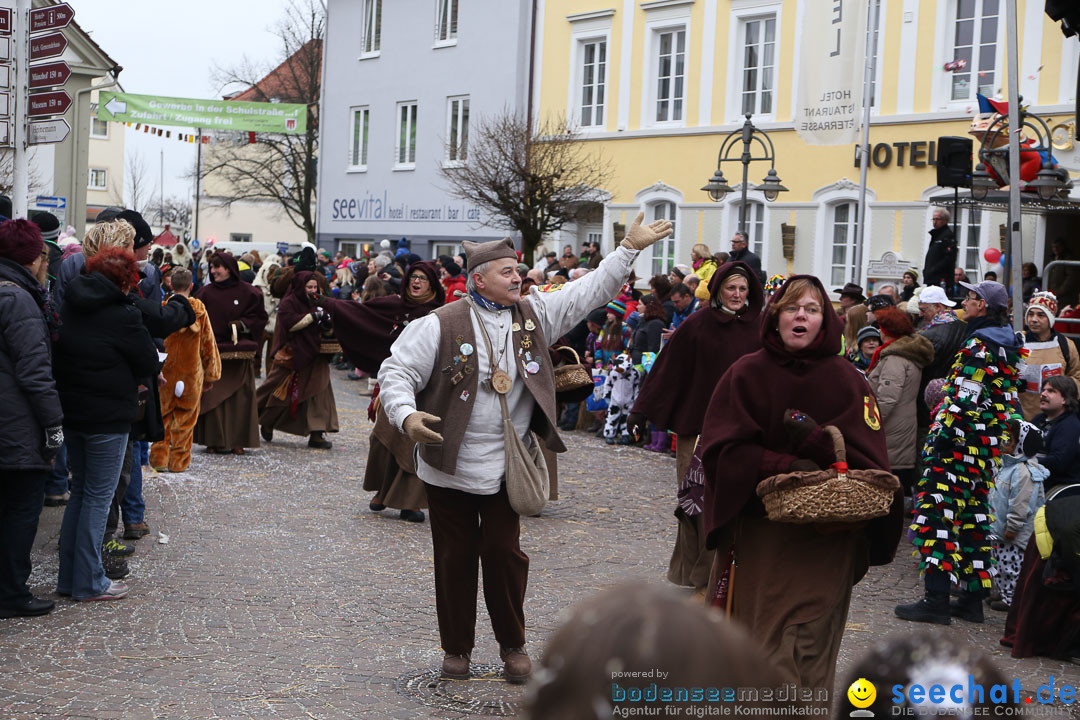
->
<box><xmin>959</xmin><ymin>280</ymin><xmax>1008</xmax><ymax>310</ymax></box>
<box><xmin>918</xmin><ymin>285</ymin><xmax>955</xmax><ymax>307</ymax></box>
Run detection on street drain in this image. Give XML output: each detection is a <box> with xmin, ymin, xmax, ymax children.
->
<box><xmin>395</xmin><ymin>664</ymin><xmax>523</xmax><ymax>716</ymax></box>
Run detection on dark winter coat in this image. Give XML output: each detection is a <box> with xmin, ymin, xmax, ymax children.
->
<box><xmin>917</xmin><ymin>317</ymin><xmax>967</xmax><ymax>421</ymax></box>
<box><xmin>0</xmin><ymin>258</ymin><xmax>63</xmax><ymax>470</ymax></box>
<box><xmin>923</xmin><ymin>224</ymin><xmax>958</xmax><ymax>289</ymax></box>
<box><xmin>1034</xmin><ymin>411</ymin><xmax>1080</xmax><ymax>491</ymax></box>
<box><xmin>630</xmin><ymin>316</ymin><xmax>664</xmax><ymax>364</ymax></box>
<box><xmin>54</xmin><ymin>272</ymin><xmax>161</xmax><ymax>434</ymax></box>
<box><xmin>867</xmin><ymin>334</ymin><xmax>935</xmax><ymax>469</ymax></box>
<box><xmin>727</xmin><ymin>246</ymin><xmax>763</xmax><ymax>282</ymax></box>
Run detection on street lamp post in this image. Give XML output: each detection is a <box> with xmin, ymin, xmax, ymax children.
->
<box><xmin>701</xmin><ymin>114</ymin><xmax>787</xmax><ymax>237</ymax></box>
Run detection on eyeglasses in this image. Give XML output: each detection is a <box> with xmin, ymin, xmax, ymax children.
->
<box><xmin>780</xmin><ymin>303</ymin><xmax>822</xmax><ymax>316</ymax></box>
<box><xmin>965</xmin><ymin>294</ymin><xmax>982</xmax><ymax>302</ymax></box>
<box><xmin>409</xmin><ymin>274</ymin><xmax>429</xmax><ymax>283</ymax></box>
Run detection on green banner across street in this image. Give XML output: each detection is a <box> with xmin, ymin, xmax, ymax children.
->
<box><xmin>97</xmin><ymin>92</ymin><xmax>307</xmax><ymax>134</ymax></box>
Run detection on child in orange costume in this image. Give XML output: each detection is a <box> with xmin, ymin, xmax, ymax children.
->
<box><xmin>150</xmin><ymin>268</ymin><xmax>222</xmax><ymax>472</ymax></box>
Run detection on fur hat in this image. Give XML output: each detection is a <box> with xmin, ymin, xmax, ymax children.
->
<box><xmin>1027</xmin><ymin>291</ymin><xmax>1058</xmax><ymax>328</ymax></box>
<box><xmin>0</xmin><ymin>218</ymin><xmax>43</xmax><ymax>266</ymax></box>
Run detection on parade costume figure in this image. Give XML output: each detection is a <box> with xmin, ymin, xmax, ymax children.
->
<box><xmin>193</xmin><ymin>252</ymin><xmax>268</xmax><ymax>454</ymax></box>
<box><xmin>630</xmin><ymin>261</ymin><xmax>763</xmax><ymax>591</ymax></box>
<box><xmin>257</xmin><ymin>271</ymin><xmax>340</xmax><ymax>449</ymax></box>
<box><xmin>699</xmin><ymin>275</ymin><xmax>903</xmax><ymax>693</ymax></box>
<box><xmin>378</xmin><ymin>217</ymin><xmax>671</xmax><ymax>682</ymax></box>
<box><xmin>321</xmin><ymin>261</ymin><xmax>444</xmax><ymax>516</ymax></box>
<box><xmin>149</xmin><ymin>278</ymin><xmax>221</xmax><ymax>473</ymax></box>
<box><xmin>600</xmin><ymin>353</ymin><xmax>640</xmax><ymax>444</ymax></box>
<box><xmin>896</xmin><ymin>324</ymin><xmax>1026</xmax><ymax>623</ymax></box>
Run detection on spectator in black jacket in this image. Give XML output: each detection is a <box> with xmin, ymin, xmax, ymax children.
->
<box><xmin>649</xmin><ymin>274</ymin><xmax>676</xmax><ymax>325</ymax></box>
<box><xmin>0</xmin><ymin>219</ymin><xmax>63</xmax><ymax>618</ymax></box>
<box><xmin>727</xmin><ymin>232</ymin><xmax>762</xmax><ymax>282</ymax></box>
<box><xmin>923</xmin><ymin>209</ymin><xmax>957</xmax><ymax>289</ymax></box>
<box><xmin>631</xmin><ymin>295</ymin><xmax>665</xmax><ymax>364</ymax></box>
<box><xmin>54</xmin><ymin>247</ymin><xmax>160</xmax><ymax>602</ymax></box>
<box><xmin>1033</xmin><ymin>376</ymin><xmax>1080</xmax><ymax>492</ymax></box>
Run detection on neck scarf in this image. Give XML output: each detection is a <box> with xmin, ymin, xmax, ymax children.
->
<box><xmin>469</xmin><ymin>289</ymin><xmax>513</xmax><ymax>312</ymax></box>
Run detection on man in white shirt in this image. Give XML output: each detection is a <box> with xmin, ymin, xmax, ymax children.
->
<box><xmin>378</xmin><ymin>214</ymin><xmax>671</xmax><ymax>683</ymax></box>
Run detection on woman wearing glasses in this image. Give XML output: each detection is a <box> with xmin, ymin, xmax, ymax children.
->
<box><xmin>698</xmin><ymin>275</ymin><xmax>904</xmax><ymax>694</ymax></box>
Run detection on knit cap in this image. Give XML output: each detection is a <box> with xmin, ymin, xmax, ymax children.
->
<box><xmin>606</xmin><ymin>298</ymin><xmax>627</xmax><ymax>317</ymax></box>
<box><xmin>856</xmin><ymin>325</ymin><xmax>881</xmax><ymax>346</ymax></box>
<box><xmin>1026</xmin><ymin>291</ymin><xmax>1058</xmax><ymax>328</ymax></box>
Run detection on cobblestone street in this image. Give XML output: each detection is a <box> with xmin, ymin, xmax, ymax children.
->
<box><xmin>1</xmin><ymin>370</ymin><xmax>1077</xmax><ymax>719</ymax></box>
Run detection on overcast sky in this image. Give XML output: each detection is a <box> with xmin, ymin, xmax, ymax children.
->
<box><xmin>74</xmin><ymin>0</ymin><xmax>294</xmax><ymax>207</ymax></box>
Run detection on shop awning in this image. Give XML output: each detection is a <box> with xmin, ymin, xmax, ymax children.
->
<box><xmin>928</xmin><ymin>190</ymin><xmax>1080</xmax><ymax>215</ymax></box>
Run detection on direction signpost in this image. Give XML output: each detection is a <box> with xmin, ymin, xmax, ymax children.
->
<box><xmin>29</xmin><ymin>31</ymin><xmax>66</xmax><ymax>60</ymax></box>
<box><xmin>28</xmin><ymin>61</ymin><xmax>70</xmax><ymax>88</ymax></box>
<box><xmin>28</xmin><ymin>117</ymin><xmax>69</xmax><ymax>144</ymax></box>
<box><xmin>29</xmin><ymin>3</ymin><xmax>73</xmax><ymax>32</ymax></box>
<box><xmin>27</xmin><ymin>90</ymin><xmax>70</xmax><ymax>117</ymax></box>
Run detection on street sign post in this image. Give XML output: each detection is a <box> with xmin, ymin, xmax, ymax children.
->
<box><xmin>28</xmin><ymin>117</ymin><xmax>70</xmax><ymax>144</ymax></box>
<box><xmin>29</xmin><ymin>3</ymin><xmax>73</xmax><ymax>32</ymax></box>
<box><xmin>29</xmin><ymin>31</ymin><xmax>66</xmax><ymax>60</ymax></box>
<box><xmin>27</xmin><ymin>90</ymin><xmax>71</xmax><ymax>117</ymax></box>
<box><xmin>28</xmin><ymin>61</ymin><xmax>70</xmax><ymax>88</ymax></box>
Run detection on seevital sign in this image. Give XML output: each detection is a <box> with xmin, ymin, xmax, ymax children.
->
<box><xmin>97</xmin><ymin>92</ymin><xmax>307</xmax><ymax>134</ymax></box>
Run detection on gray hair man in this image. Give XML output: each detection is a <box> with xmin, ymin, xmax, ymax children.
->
<box><xmin>378</xmin><ymin>214</ymin><xmax>672</xmax><ymax>683</ymax></box>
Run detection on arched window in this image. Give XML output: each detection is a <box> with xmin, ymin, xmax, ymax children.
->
<box><xmin>650</xmin><ymin>201</ymin><xmax>677</xmax><ymax>275</ymax></box>
<box><xmin>736</xmin><ymin>201</ymin><xmax>765</xmax><ymax>259</ymax></box>
<box><xmin>829</xmin><ymin>201</ymin><xmax>859</xmax><ymax>287</ymax></box>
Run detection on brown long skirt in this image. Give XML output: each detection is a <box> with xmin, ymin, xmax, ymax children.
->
<box><xmin>667</xmin><ymin>434</ymin><xmax>712</xmax><ymax>589</ymax></box>
<box><xmin>362</xmin><ymin>408</ymin><xmax>426</xmax><ymax>509</ymax></box>
<box><xmin>194</xmin><ymin>359</ymin><xmax>261</xmax><ymax>450</ymax></box>
<box><xmin>256</xmin><ymin>358</ymin><xmax>339</xmax><ymax>436</ymax></box>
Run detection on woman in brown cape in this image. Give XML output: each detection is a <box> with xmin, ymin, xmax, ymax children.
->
<box><xmin>257</xmin><ymin>271</ymin><xmax>339</xmax><ymax>449</ymax></box>
<box><xmin>628</xmin><ymin>261</ymin><xmax>763</xmax><ymax>593</ymax></box>
<box><xmin>320</xmin><ymin>261</ymin><xmax>444</xmax><ymax>522</ymax></box>
<box><xmin>193</xmin><ymin>252</ymin><xmax>268</xmax><ymax>455</ymax></box>
<box><xmin>699</xmin><ymin>275</ymin><xmax>903</xmax><ymax>692</ymax></box>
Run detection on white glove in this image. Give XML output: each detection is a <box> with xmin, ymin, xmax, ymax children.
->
<box><xmin>620</xmin><ymin>212</ymin><xmax>674</xmax><ymax>251</ymax></box>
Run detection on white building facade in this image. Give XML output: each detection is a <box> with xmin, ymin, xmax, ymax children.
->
<box><xmin>316</xmin><ymin>0</ymin><xmax>534</xmax><ymax>259</ymax></box>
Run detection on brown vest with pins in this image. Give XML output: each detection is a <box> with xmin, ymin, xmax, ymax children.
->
<box><xmin>415</xmin><ymin>298</ymin><xmax>566</xmax><ymax>477</ymax></box>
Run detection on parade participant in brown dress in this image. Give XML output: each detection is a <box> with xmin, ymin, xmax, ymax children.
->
<box><xmin>320</xmin><ymin>261</ymin><xmax>444</xmax><ymax>521</ymax></box>
<box><xmin>628</xmin><ymin>261</ymin><xmax>763</xmax><ymax>592</ymax></box>
<box><xmin>257</xmin><ymin>271</ymin><xmax>340</xmax><ymax>449</ymax></box>
<box><xmin>699</xmin><ymin>275</ymin><xmax>903</xmax><ymax>693</ymax></box>
<box><xmin>193</xmin><ymin>252</ymin><xmax>268</xmax><ymax>455</ymax></box>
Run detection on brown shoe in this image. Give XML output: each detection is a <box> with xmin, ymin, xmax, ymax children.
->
<box><xmin>123</xmin><ymin>522</ymin><xmax>150</xmax><ymax>540</ymax></box>
<box><xmin>500</xmin><ymin>647</ymin><xmax>531</xmax><ymax>684</ymax></box>
<box><xmin>441</xmin><ymin>652</ymin><xmax>471</xmax><ymax>680</ymax></box>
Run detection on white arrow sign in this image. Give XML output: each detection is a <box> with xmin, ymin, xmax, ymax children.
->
<box><xmin>28</xmin><ymin>117</ymin><xmax>70</xmax><ymax>145</ymax></box>
<box><xmin>104</xmin><ymin>96</ymin><xmax>126</xmax><ymax>115</ymax></box>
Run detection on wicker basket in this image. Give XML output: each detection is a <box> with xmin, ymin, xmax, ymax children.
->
<box><xmin>755</xmin><ymin>426</ymin><xmax>900</xmax><ymax>524</ymax></box>
<box><xmin>553</xmin><ymin>346</ymin><xmax>594</xmax><ymax>403</ymax></box>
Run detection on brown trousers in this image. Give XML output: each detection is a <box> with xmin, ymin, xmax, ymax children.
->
<box><xmin>424</xmin><ymin>483</ymin><xmax>528</xmax><ymax>655</ymax></box>
<box><xmin>149</xmin><ymin>403</ymin><xmax>200</xmax><ymax>472</ymax></box>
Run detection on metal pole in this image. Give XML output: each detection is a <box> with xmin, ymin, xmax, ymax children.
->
<box><xmin>159</xmin><ymin>148</ymin><xmax>164</xmax><ymax>226</ymax></box>
<box><xmin>193</xmin><ymin>128</ymin><xmax>202</xmax><ymax>243</ymax></box>
<box><xmin>1005</xmin><ymin>0</ymin><xmax>1023</xmax><ymax>331</ymax></box>
<box><xmin>12</xmin><ymin>0</ymin><xmax>29</xmax><ymax>218</ymax></box>
<box><xmin>739</xmin><ymin>116</ymin><xmax>751</xmax><ymax>236</ymax></box>
<box><xmin>853</xmin><ymin>0</ymin><xmax>879</xmax><ymax>287</ymax></box>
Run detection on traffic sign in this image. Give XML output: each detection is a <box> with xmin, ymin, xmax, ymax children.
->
<box><xmin>27</xmin><ymin>90</ymin><xmax>71</xmax><ymax>117</ymax></box>
<box><xmin>29</xmin><ymin>32</ymin><xmax>67</xmax><ymax>61</ymax></box>
<box><xmin>28</xmin><ymin>118</ymin><xmax>70</xmax><ymax>145</ymax></box>
<box><xmin>0</xmin><ymin>8</ymin><xmax>10</xmax><ymax>35</ymax></box>
<box><xmin>30</xmin><ymin>4</ymin><xmax>74</xmax><ymax>33</ymax></box>
<box><xmin>28</xmin><ymin>61</ymin><xmax>70</xmax><ymax>88</ymax></box>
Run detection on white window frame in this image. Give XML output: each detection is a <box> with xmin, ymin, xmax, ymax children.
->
<box><xmin>735</xmin><ymin>12</ymin><xmax>778</xmax><ymax>119</ymax></box>
<box><xmin>725</xmin><ymin>1</ymin><xmax>782</xmax><ymax>123</ymax></box>
<box><xmin>568</xmin><ymin>28</ymin><xmax>611</xmax><ymax>131</ymax></box>
<box><xmin>826</xmin><ymin>201</ymin><xmax>859</xmax><ymax>288</ymax></box>
<box><xmin>648</xmin><ymin>201</ymin><xmax>679</xmax><ymax>276</ymax></box>
<box><xmin>394</xmin><ymin>101</ymin><xmax>418</xmax><ymax>171</ymax></box>
<box><xmin>229</xmin><ymin>233</ymin><xmax>253</xmax><ymax>243</ymax></box>
<box><xmin>360</xmin><ymin>0</ymin><xmax>382</xmax><ymax>58</ymax></box>
<box><xmin>90</xmin><ymin>116</ymin><xmax>109</xmax><ymax>139</ymax></box>
<box><xmin>812</xmin><ymin>181</ymin><xmax>875</xmax><ymax>286</ymax></box>
<box><xmin>88</xmin><ymin>167</ymin><xmax>107</xmax><ymax>190</ymax></box>
<box><xmin>348</xmin><ymin>106</ymin><xmax>370</xmax><ymax>172</ymax></box>
<box><xmin>641</xmin><ymin>8</ymin><xmax>691</xmax><ymax>130</ymax></box>
<box><xmin>434</xmin><ymin>0</ymin><xmax>459</xmax><ymax>48</ymax></box>
<box><xmin>867</xmin><ymin>0</ymin><xmax>885</xmax><ymax>114</ymax></box>
<box><xmin>934</xmin><ymin>0</ymin><xmax>1005</xmax><ymax>109</ymax></box>
<box><xmin>725</xmin><ymin>194</ymin><xmax>770</xmax><ymax>263</ymax></box>
<box><xmin>444</xmin><ymin>95</ymin><xmax>469</xmax><ymax>167</ymax></box>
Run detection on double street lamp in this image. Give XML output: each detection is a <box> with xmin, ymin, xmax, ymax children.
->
<box><xmin>701</xmin><ymin>114</ymin><xmax>788</xmax><ymax>234</ymax></box>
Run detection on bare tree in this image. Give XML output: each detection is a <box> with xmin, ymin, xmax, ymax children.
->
<box><xmin>0</xmin><ymin>149</ymin><xmax>48</xmax><ymax>200</ymax></box>
<box><xmin>202</xmin><ymin>0</ymin><xmax>322</xmax><ymax>243</ymax></box>
<box><xmin>149</xmin><ymin>195</ymin><xmax>193</xmax><ymax>235</ymax></box>
<box><xmin>125</xmin><ymin>150</ymin><xmax>151</xmax><ymax>215</ymax></box>
<box><xmin>439</xmin><ymin>112</ymin><xmax>612</xmax><ymax>265</ymax></box>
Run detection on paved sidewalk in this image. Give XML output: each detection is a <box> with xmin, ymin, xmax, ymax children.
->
<box><xmin>1</xmin><ymin>372</ymin><xmax>1075</xmax><ymax>719</ymax></box>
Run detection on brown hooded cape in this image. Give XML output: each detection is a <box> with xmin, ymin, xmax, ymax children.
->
<box><xmin>194</xmin><ymin>251</ymin><xmax>268</xmax><ymax>352</ymax></box>
<box><xmin>273</xmin><ymin>270</ymin><xmax>322</xmax><ymax>376</ymax></box>
<box><xmin>633</xmin><ymin>261</ymin><xmax>763</xmax><ymax>435</ymax></box>
<box><xmin>320</xmin><ymin>261</ymin><xmax>444</xmax><ymax>374</ymax></box>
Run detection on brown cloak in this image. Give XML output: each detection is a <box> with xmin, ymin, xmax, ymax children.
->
<box><xmin>194</xmin><ymin>251</ymin><xmax>268</xmax><ymax>352</ymax></box>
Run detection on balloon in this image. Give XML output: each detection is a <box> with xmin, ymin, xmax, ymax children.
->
<box><xmin>984</xmin><ymin>247</ymin><xmax>1002</xmax><ymax>264</ymax></box>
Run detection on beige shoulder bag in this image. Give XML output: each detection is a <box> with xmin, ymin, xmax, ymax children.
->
<box><xmin>466</xmin><ymin>299</ymin><xmax>549</xmax><ymax>516</ymax></box>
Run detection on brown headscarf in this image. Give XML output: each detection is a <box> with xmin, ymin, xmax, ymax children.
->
<box><xmin>320</xmin><ymin>261</ymin><xmax>444</xmax><ymax>374</ymax></box>
<box><xmin>273</xmin><ymin>271</ymin><xmax>322</xmax><ymax>375</ymax></box>
<box><xmin>194</xmin><ymin>251</ymin><xmax>268</xmax><ymax>351</ymax></box>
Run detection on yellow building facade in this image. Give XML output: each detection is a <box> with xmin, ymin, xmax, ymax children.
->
<box><xmin>535</xmin><ymin>0</ymin><xmax>1079</xmax><ymax>294</ymax></box>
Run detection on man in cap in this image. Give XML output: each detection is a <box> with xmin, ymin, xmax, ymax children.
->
<box><xmin>833</xmin><ymin>282</ymin><xmax>866</xmax><ymax>317</ymax></box>
<box><xmin>1018</xmin><ymin>291</ymin><xmax>1080</xmax><ymax>419</ymax></box>
<box><xmin>378</xmin><ymin>213</ymin><xmax>672</xmax><ymax>683</ymax></box>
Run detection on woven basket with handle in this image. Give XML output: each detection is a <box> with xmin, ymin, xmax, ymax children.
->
<box><xmin>553</xmin><ymin>346</ymin><xmax>594</xmax><ymax>402</ymax></box>
<box><xmin>755</xmin><ymin>426</ymin><xmax>900</xmax><ymax>524</ymax></box>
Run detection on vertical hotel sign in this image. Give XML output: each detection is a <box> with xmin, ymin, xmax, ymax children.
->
<box><xmin>794</xmin><ymin>0</ymin><xmax>868</xmax><ymax>146</ymax></box>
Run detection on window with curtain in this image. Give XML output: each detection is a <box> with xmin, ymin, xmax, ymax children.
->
<box><xmin>829</xmin><ymin>202</ymin><xmax>859</xmax><ymax>287</ymax></box>
<box><xmin>650</xmin><ymin>202</ymin><xmax>677</xmax><ymax>275</ymax></box>
<box><xmin>654</xmin><ymin>29</ymin><xmax>686</xmax><ymax>123</ymax></box>
<box><xmin>736</xmin><ymin>202</ymin><xmax>765</xmax><ymax>259</ymax></box>
<box><xmin>579</xmin><ymin>39</ymin><xmax>607</xmax><ymax>128</ymax></box>
<box><xmin>950</xmin><ymin>0</ymin><xmax>999</xmax><ymax>101</ymax></box>
<box><xmin>739</xmin><ymin>15</ymin><xmax>776</xmax><ymax>116</ymax></box>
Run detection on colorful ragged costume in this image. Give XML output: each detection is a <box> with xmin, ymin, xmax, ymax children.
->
<box><xmin>911</xmin><ymin>327</ymin><xmax>1027</xmax><ymax>592</ymax></box>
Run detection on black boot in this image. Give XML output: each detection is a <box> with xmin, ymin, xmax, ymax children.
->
<box><xmin>895</xmin><ymin>591</ymin><xmax>951</xmax><ymax>624</ymax></box>
<box><xmin>949</xmin><ymin>590</ymin><xmax>985</xmax><ymax>623</ymax></box>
